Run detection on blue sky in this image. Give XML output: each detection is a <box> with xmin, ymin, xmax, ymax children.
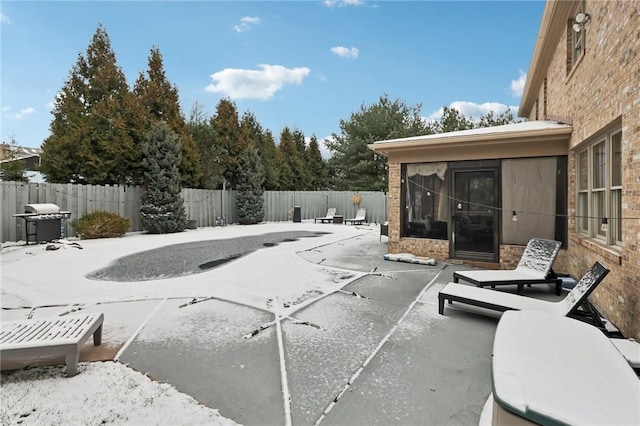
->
<box><xmin>1</xmin><ymin>1</ymin><xmax>545</xmax><ymax>153</ymax></box>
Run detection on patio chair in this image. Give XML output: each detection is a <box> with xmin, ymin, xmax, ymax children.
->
<box><xmin>439</xmin><ymin>261</ymin><xmax>610</xmax><ymax>328</ymax></box>
<box><xmin>344</xmin><ymin>208</ymin><xmax>366</xmax><ymax>225</ymax></box>
<box><xmin>0</xmin><ymin>313</ymin><xmax>104</xmax><ymax>376</ymax></box>
<box><xmin>453</xmin><ymin>238</ymin><xmax>563</xmax><ymax>295</ymax></box>
<box><xmin>314</xmin><ymin>208</ymin><xmax>337</xmax><ymax>223</ymax></box>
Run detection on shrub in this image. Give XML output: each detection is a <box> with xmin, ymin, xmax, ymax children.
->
<box><xmin>71</xmin><ymin>210</ymin><xmax>131</xmax><ymax>239</ymax></box>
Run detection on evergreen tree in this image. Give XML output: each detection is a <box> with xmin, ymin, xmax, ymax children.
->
<box><xmin>305</xmin><ymin>135</ymin><xmax>329</xmax><ymax>190</ymax></box>
<box><xmin>435</xmin><ymin>106</ymin><xmax>475</xmax><ymax>133</ymax></box>
<box><xmin>258</xmin><ymin>129</ymin><xmax>281</xmax><ymax>190</ymax></box>
<box><xmin>238</xmin><ymin>112</ymin><xmax>258</xmax><ymax>153</ymax></box>
<box><xmin>478</xmin><ymin>108</ymin><xmax>520</xmax><ymax>127</ymax></box>
<box><xmin>140</xmin><ymin>122</ymin><xmax>187</xmax><ymax>234</ymax></box>
<box><xmin>188</xmin><ymin>102</ymin><xmax>224</xmax><ymax>189</ymax></box>
<box><xmin>40</xmin><ymin>24</ymin><xmax>143</xmax><ymax>184</ymax></box>
<box><xmin>0</xmin><ymin>136</ymin><xmax>28</xmax><ymax>182</ymax></box>
<box><xmin>278</xmin><ymin>127</ymin><xmax>306</xmax><ymax>190</ymax></box>
<box><xmin>292</xmin><ymin>129</ymin><xmax>312</xmax><ymax>189</ymax></box>
<box><xmin>134</xmin><ymin>47</ymin><xmax>201</xmax><ymax>188</ymax></box>
<box><xmin>235</xmin><ymin>146</ymin><xmax>265</xmax><ymax>225</ymax></box>
<box><xmin>433</xmin><ymin>106</ymin><xmax>519</xmax><ymax>131</ymax></box>
<box><xmin>210</xmin><ymin>99</ymin><xmax>241</xmax><ymax>189</ymax></box>
<box><xmin>327</xmin><ymin>94</ymin><xmax>431</xmax><ymax>191</ymax></box>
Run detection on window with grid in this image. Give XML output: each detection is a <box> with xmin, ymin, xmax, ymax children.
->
<box><xmin>576</xmin><ymin>129</ymin><xmax>622</xmax><ymax>246</ymax></box>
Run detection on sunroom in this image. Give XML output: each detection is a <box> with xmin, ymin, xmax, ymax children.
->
<box><xmin>369</xmin><ymin>120</ymin><xmax>573</xmax><ymax>266</ymax></box>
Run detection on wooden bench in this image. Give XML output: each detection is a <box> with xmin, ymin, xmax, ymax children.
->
<box><xmin>1</xmin><ymin>313</ymin><xmax>104</xmax><ymax>376</ymax></box>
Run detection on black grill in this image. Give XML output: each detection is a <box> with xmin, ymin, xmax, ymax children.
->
<box><xmin>14</xmin><ymin>203</ymin><xmax>71</xmax><ymax>244</ymax></box>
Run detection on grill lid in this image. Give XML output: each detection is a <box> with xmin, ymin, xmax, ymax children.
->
<box><xmin>25</xmin><ymin>203</ymin><xmax>61</xmax><ymax>214</ymax></box>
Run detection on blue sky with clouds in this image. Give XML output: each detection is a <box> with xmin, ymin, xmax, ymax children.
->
<box><xmin>1</xmin><ymin>1</ymin><xmax>545</xmax><ymax>151</ymax></box>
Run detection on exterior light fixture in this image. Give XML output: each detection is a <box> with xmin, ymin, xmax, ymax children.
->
<box><xmin>573</xmin><ymin>12</ymin><xmax>590</xmax><ymax>32</ymax></box>
<box><xmin>512</xmin><ymin>211</ymin><xmax>518</xmax><ymax>222</ymax></box>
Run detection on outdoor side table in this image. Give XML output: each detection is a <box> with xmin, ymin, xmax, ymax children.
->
<box><xmin>332</xmin><ymin>215</ymin><xmax>343</xmax><ymax>224</ymax></box>
<box><xmin>490</xmin><ymin>310</ymin><xmax>640</xmax><ymax>426</ymax></box>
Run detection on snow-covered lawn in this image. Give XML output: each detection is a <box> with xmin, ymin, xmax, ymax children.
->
<box><xmin>1</xmin><ymin>222</ymin><xmax>373</xmax><ymax>425</ymax></box>
<box><xmin>1</xmin><ymin>361</ymin><xmax>238</xmax><ymax>426</ymax></box>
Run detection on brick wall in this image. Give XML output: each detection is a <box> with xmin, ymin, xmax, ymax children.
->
<box><xmin>396</xmin><ymin>238</ymin><xmax>450</xmax><ymax>262</ymax></box>
<box><xmin>528</xmin><ymin>0</ymin><xmax>640</xmax><ymax>339</ymax></box>
<box><xmin>387</xmin><ymin>162</ymin><xmax>402</xmax><ymax>254</ymax></box>
<box><xmin>383</xmin><ymin>0</ymin><xmax>639</xmax><ymax>340</ymax></box>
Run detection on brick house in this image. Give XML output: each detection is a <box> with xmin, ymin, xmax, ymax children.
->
<box><xmin>369</xmin><ymin>0</ymin><xmax>639</xmax><ymax>340</ymax></box>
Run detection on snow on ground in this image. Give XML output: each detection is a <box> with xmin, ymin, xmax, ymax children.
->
<box><xmin>0</xmin><ymin>221</ymin><xmax>375</xmax><ymax>425</ymax></box>
<box><xmin>0</xmin><ymin>361</ymin><xmax>238</xmax><ymax>426</ymax></box>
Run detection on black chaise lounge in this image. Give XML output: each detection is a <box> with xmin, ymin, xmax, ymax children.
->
<box><xmin>452</xmin><ymin>237</ymin><xmax>563</xmax><ymax>295</ymax></box>
<box><xmin>439</xmin><ymin>261</ymin><xmax>609</xmax><ymax>327</ymax></box>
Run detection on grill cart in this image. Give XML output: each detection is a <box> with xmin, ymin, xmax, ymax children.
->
<box><xmin>14</xmin><ymin>203</ymin><xmax>71</xmax><ymax>244</ymax></box>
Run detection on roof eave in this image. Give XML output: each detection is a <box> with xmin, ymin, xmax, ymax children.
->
<box><xmin>368</xmin><ymin>125</ymin><xmax>573</xmax><ymax>155</ymax></box>
<box><xmin>519</xmin><ymin>0</ymin><xmax>577</xmax><ymax>117</ymax></box>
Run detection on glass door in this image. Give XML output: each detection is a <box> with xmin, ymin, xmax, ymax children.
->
<box><xmin>450</xmin><ymin>168</ymin><xmax>499</xmax><ymax>262</ymax></box>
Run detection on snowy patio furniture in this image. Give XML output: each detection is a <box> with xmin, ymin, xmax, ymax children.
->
<box><xmin>344</xmin><ymin>208</ymin><xmax>367</xmax><ymax>225</ymax></box>
<box><xmin>0</xmin><ymin>313</ymin><xmax>104</xmax><ymax>377</ymax></box>
<box><xmin>314</xmin><ymin>208</ymin><xmax>337</xmax><ymax>223</ymax></box>
<box><xmin>439</xmin><ymin>261</ymin><xmax>609</xmax><ymax>324</ymax></box>
<box><xmin>453</xmin><ymin>237</ymin><xmax>563</xmax><ymax>295</ymax></box>
<box><xmin>482</xmin><ymin>310</ymin><xmax>640</xmax><ymax>426</ymax></box>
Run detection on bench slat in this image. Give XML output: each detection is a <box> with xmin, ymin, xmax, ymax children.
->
<box><xmin>1</xmin><ymin>314</ymin><xmax>103</xmax><ymax>350</ymax></box>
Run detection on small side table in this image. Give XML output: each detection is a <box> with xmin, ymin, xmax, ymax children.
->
<box><xmin>333</xmin><ymin>215</ymin><xmax>344</xmax><ymax>224</ymax></box>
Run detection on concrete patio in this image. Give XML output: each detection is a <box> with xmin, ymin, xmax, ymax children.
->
<box><xmin>0</xmin><ymin>224</ymin><xmax>567</xmax><ymax>425</ymax></box>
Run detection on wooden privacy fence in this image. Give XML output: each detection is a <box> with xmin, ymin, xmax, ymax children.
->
<box><xmin>1</xmin><ymin>181</ymin><xmax>388</xmax><ymax>243</ymax></box>
<box><xmin>1</xmin><ymin>182</ymin><xmax>143</xmax><ymax>244</ymax></box>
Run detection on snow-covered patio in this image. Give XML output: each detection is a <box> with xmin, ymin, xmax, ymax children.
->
<box><xmin>1</xmin><ymin>222</ymin><xmax>500</xmax><ymax>425</ymax></box>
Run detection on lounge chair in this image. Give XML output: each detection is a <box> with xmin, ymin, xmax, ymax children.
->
<box><xmin>344</xmin><ymin>208</ymin><xmax>366</xmax><ymax>225</ymax></box>
<box><xmin>314</xmin><ymin>208</ymin><xmax>337</xmax><ymax>223</ymax></box>
<box><xmin>439</xmin><ymin>261</ymin><xmax>609</xmax><ymax>326</ymax></box>
<box><xmin>453</xmin><ymin>238</ymin><xmax>563</xmax><ymax>295</ymax></box>
<box><xmin>0</xmin><ymin>313</ymin><xmax>104</xmax><ymax>376</ymax></box>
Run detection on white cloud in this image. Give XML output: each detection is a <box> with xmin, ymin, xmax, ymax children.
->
<box><xmin>205</xmin><ymin>64</ymin><xmax>311</xmax><ymax>100</ymax></box>
<box><xmin>510</xmin><ymin>70</ymin><xmax>527</xmax><ymax>97</ymax></box>
<box><xmin>0</xmin><ymin>13</ymin><xmax>10</xmax><ymax>24</ymax></box>
<box><xmin>234</xmin><ymin>16</ymin><xmax>260</xmax><ymax>33</ymax></box>
<box><xmin>428</xmin><ymin>101</ymin><xmax>517</xmax><ymax>121</ymax></box>
<box><xmin>4</xmin><ymin>106</ymin><xmax>37</xmax><ymax>120</ymax></box>
<box><xmin>323</xmin><ymin>0</ymin><xmax>364</xmax><ymax>7</ymax></box>
<box><xmin>331</xmin><ymin>46</ymin><xmax>359</xmax><ymax>59</ymax></box>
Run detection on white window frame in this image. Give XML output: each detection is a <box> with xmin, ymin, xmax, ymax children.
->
<box><xmin>576</xmin><ymin>129</ymin><xmax>623</xmax><ymax>247</ymax></box>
